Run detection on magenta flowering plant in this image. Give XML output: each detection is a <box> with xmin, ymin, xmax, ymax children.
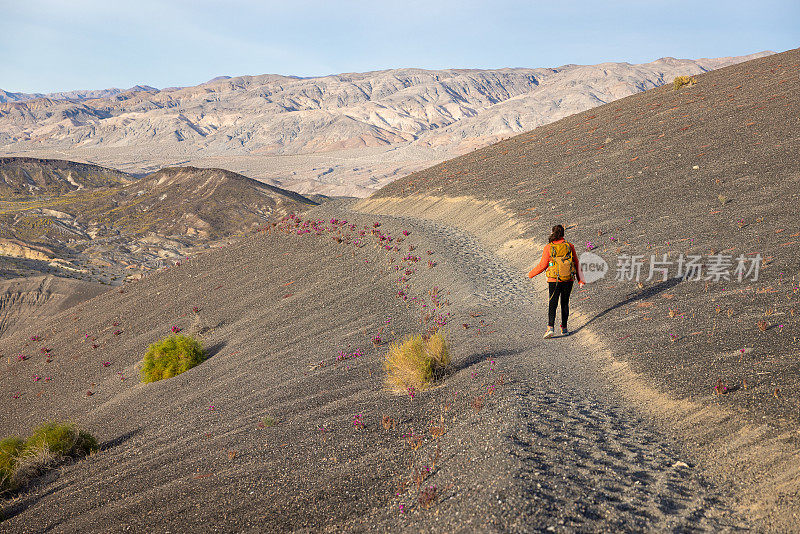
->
<box><xmin>337</xmin><ymin>349</ymin><xmax>363</xmax><ymax>362</ymax></box>
<box><xmin>402</xmin><ymin>230</ymin><xmax>410</xmax><ymax>236</ymax></box>
<box><xmin>171</xmin><ymin>326</ymin><xmax>181</xmax><ymax>333</ymax></box>
<box><xmin>353</xmin><ymin>413</ymin><xmax>365</xmax><ymax>430</ymax></box>
<box><xmin>103</xmin><ymin>361</ymin><xmax>111</xmax><ymax>367</ymax></box>
<box><xmin>30</xmin><ymin>335</ymin><xmax>41</xmax><ymax>342</ymax></box>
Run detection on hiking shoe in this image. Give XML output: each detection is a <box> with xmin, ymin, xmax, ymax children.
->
<box><xmin>543</xmin><ymin>327</ymin><xmax>555</xmax><ymax>339</ymax></box>
<box><xmin>561</xmin><ymin>326</ymin><xmax>570</xmax><ymax>336</ymax></box>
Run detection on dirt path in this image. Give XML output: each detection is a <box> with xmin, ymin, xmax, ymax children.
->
<box><xmin>344</xmin><ymin>204</ymin><xmax>746</xmax><ymax>530</ymax></box>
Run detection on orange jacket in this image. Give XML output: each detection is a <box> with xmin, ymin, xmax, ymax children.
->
<box><xmin>528</xmin><ymin>239</ymin><xmax>585</xmax><ymax>284</ymax></box>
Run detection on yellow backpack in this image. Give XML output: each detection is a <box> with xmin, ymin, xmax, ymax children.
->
<box><xmin>546</xmin><ymin>242</ymin><xmax>576</xmax><ymax>282</ymax></box>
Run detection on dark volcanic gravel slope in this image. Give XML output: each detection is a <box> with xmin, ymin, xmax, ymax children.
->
<box><xmin>1</xmin><ymin>214</ymin><xmax>431</xmax><ymax>532</ymax></box>
<box><xmin>3</xmin><ymin>49</ymin><xmax>799</xmax><ymax>532</ymax></box>
<box><xmin>353</xmin><ymin>49</ymin><xmax>800</xmax><ymax>529</ymax></box>
<box><xmin>366</xmin><ymin>50</ymin><xmax>800</xmax><ymax>429</ymax></box>
<box><xmin>1</xmin><ymin>202</ymin><xmax>747</xmax><ymax>532</ymax></box>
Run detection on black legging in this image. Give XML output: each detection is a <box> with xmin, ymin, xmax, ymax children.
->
<box><xmin>548</xmin><ymin>281</ymin><xmax>574</xmax><ymax>328</ymax></box>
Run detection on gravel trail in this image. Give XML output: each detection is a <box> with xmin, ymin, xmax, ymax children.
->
<box><xmin>344</xmin><ymin>203</ymin><xmax>745</xmax><ymax>531</ymax></box>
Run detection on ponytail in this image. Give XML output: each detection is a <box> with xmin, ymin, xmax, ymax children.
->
<box><xmin>548</xmin><ymin>224</ymin><xmax>565</xmax><ymax>243</ymax></box>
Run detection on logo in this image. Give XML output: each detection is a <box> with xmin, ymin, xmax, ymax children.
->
<box><xmin>579</xmin><ymin>252</ymin><xmax>608</xmax><ymax>283</ymax></box>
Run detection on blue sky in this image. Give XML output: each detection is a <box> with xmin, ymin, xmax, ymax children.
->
<box><xmin>1</xmin><ymin>0</ymin><xmax>797</xmax><ymax>93</ymax></box>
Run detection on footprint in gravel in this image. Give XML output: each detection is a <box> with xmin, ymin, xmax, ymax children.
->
<box><xmin>506</xmin><ymin>385</ymin><xmax>741</xmax><ymax>531</ymax></box>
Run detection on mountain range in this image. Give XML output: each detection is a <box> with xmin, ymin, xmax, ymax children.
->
<box><xmin>0</xmin><ymin>52</ymin><xmax>771</xmax><ymax>197</ymax></box>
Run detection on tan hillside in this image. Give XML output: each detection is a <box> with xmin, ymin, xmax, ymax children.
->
<box><xmin>0</xmin><ymin>53</ymin><xmax>771</xmax><ymax>197</ymax></box>
<box><xmin>0</xmin><ymin>157</ymin><xmax>132</xmax><ymax>197</ymax></box>
<box><xmin>0</xmin><ymin>159</ymin><xmax>317</xmax><ymax>283</ymax></box>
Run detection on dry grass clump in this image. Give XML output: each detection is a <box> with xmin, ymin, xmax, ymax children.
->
<box><xmin>141</xmin><ymin>334</ymin><xmax>205</xmax><ymax>383</ymax></box>
<box><xmin>384</xmin><ymin>330</ymin><xmax>451</xmax><ymax>392</ymax></box>
<box><xmin>673</xmin><ymin>75</ymin><xmax>697</xmax><ymax>90</ymax></box>
<box><xmin>0</xmin><ymin>423</ymin><xmax>98</xmax><ymax>494</ymax></box>
<box><xmin>0</xmin><ymin>437</ymin><xmax>25</xmax><ymax>492</ymax></box>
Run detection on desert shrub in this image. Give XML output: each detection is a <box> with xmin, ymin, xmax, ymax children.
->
<box><xmin>25</xmin><ymin>423</ymin><xmax>98</xmax><ymax>457</ymax></box>
<box><xmin>673</xmin><ymin>75</ymin><xmax>696</xmax><ymax>90</ymax></box>
<box><xmin>384</xmin><ymin>330</ymin><xmax>451</xmax><ymax>392</ymax></box>
<box><xmin>0</xmin><ymin>437</ymin><xmax>25</xmax><ymax>492</ymax></box>
<box><xmin>141</xmin><ymin>334</ymin><xmax>205</xmax><ymax>383</ymax></box>
<box><xmin>0</xmin><ymin>423</ymin><xmax>98</xmax><ymax>494</ymax></box>
<box><xmin>260</xmin><ymin>416</ymin><xmax>278</xmax><ymax>428</ymax></box>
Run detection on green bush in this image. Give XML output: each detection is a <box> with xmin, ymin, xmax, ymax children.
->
<box><xmin>141</xmin><ymin>334</ymin><xmax>206</xmax><ymax>383</ymax></box>
<box><xmin>0</xmin><ymin>437</ymin><xmax>25</xmax><ymax>491</ymax></box>
<box><xmin>384</xmin><ymin>330</ymin><xmax>451</xmax><ymax>392</ymax></box>
<box><xmin>25</xmin><ymin>423</ymin><xmax>98</xmax><ymax>457</ymax></box>
<box><xmin>0</xmin><ymin>423</ymin><xmax>98</xmax><ymax>494</ymax></box>
<box><xmin>261</xmin><ymin>416</ymin><xmax>278</xmax><ymax>428</ymax></box>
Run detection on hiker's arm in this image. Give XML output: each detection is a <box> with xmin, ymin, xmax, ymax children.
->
<box><xmin>528</xmin><ymin>247</ymin><xmax>550</xmax><ymax>278</ymax></box>
<box><xmin>569</xmin><ymin>243</ymin><xmax>586</xmax><ymax>286</ymax></box>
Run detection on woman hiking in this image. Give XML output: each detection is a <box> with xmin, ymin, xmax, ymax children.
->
<box><xmin>528</xmin><ymin>224</ymin><xmax>585</xmax><ymax>338</ymax></box>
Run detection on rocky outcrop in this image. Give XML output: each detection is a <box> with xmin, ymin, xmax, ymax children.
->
<box><xmin>0</xmin><ymin>238</ymin><xmax>54</xmax><ymax>260</ymax></box>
